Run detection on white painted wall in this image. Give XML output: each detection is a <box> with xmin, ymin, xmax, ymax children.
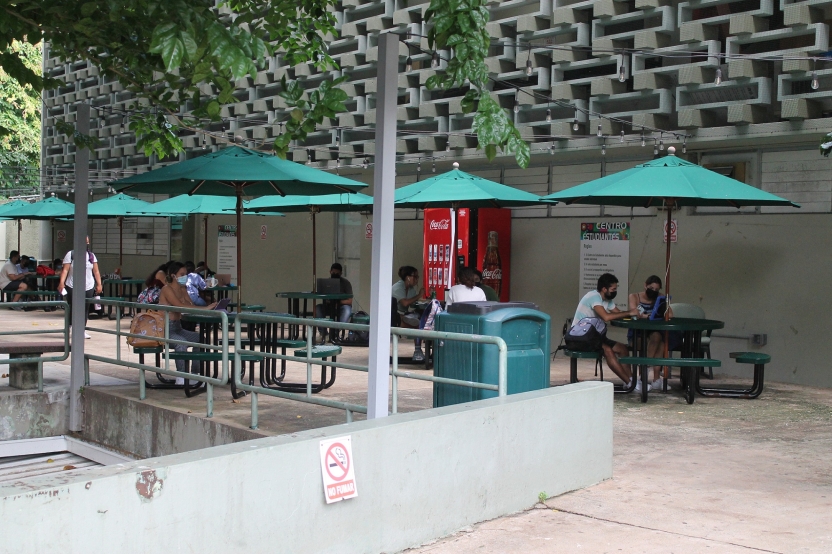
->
<box><xmin>0</xmin><ymin>383</ymin><xmax>613</xmax><ymax>554</ymax></box>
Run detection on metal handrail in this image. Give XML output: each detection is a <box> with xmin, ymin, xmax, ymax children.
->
<box><xmin>233</xmin><ymin>312</ymin><xmax>509</xmax><ymax>429</ymax></box>
<box><xmin>84</xmin><ymin>298</ymin><xmax>229</xmax><ymax>417</ymax></box>
<box><xmin>0</xmin><ymin>301</ymin><xmax>69</xmax><ymax>392</ymax></box>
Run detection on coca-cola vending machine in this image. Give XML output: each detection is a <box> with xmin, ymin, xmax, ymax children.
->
<box><xmin>423</xmin><ymin>208</ymin><xmax>511</xmax><ymax>302</ymax></box>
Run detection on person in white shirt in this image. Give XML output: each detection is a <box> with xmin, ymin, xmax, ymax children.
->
<box><xmin>0</xmin><ymin>250</ymin><xmax>33</xmax><ymax>308</ymax></box>
<box><xmin>57</xmin><ymin>236</ymin><xmax>103</xmax><ymax>339</ymax></box>
<box><xmin>445</xmin><ymin>267</ymin><xmax>487</xmax><ymax>306</ymax></box>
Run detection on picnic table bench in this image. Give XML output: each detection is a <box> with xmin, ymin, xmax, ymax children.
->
<box><xmin>619</xmin><ymin>356</ymin><xmax>721</xmax><ymax>404</ymax></box>
<box><xmin>0</xmin><ymin>341</ymin><xmax>67</xmax><ymax>391</ymax></box>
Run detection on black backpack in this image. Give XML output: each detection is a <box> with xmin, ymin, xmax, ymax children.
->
<box><xmin>564</xmin><ymin>317</ymin><xmax>607</xmax><ymax>352</ymax></box>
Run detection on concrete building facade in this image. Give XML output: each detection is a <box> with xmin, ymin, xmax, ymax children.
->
<box><xmin>39</xmin><ymin>0</ymin><xmax>832</xmax><ymax>387</ymax></box>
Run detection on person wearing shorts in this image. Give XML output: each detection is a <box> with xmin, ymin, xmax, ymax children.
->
<box><xmin>571</xmin><ymin>273</ymin><xmax>640</xmax><ymax>387</ymax></box>
<box><xmin>0</xmin><ymin>251</ymin><xmax>32</xmax><ymax>307</ymax></box>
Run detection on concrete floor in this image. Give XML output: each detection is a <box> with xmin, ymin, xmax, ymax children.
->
<box><xmin>2</xmin><ymin>308</ymin><xmax>831</xmax><ymax>553</ymax></box>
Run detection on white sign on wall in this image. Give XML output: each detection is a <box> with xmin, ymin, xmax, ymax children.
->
<box><xmin>663</xmin><ymin>219</ymin><xmax>677</xmax><ymax>243</ymax></box>
<box><xmin>217</xmin><ymin>225</ymin><xmax>237</xmax><ymax>278</ymax></box>
<box><xmin>319</xmin><ymin>436</ymin><xmax>358</xmax><ymax>504</ymax></box>
<box><xmin>579</xmin><ymin>222</ymin><xmax>630</xmax><ymax>311</ymax></box>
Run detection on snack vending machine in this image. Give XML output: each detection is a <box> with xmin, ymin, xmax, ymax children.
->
<box><xmin>423</xmin><ymin>208</ymin><xmax>511</xmax><ymax>302</ymax></box>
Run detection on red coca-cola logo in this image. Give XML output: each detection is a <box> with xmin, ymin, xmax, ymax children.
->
<box><xmin>482</xmin><ymin>268</ymin><xmax>502</xmax><ymax>280</ymax></box>
<box><xmin>429</xmin><ymin>219</ymin><xmax>450</xmax><ymax>230</ymax></box>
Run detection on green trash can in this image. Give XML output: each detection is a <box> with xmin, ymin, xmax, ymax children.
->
<box><xmin>433</xmin><ymin>302</ymin><xmax>551</xmax><ymax>407</ymax></box>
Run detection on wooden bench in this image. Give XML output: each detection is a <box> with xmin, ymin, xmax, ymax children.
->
<box><xmin>619</xmin><ymin>356</ymin><xmax>721</xmax><ymax>404</ymax></box>
<box><xmin>0</xmin><ymin>341</ymin><xmax>66</xmax><ymax>391</ymax></box>
<box><xmin>695</xmin><ymin>352</ymin><xmax>769</xmax><ymax>400</ymax></box>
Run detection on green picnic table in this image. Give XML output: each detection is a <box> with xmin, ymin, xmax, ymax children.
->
<box><xmin>276</xmin><ymin>291</ymin><xmax>353</xmax><ymax>340</ymax></box>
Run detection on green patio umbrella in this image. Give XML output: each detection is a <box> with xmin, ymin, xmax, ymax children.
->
<box><xmin>246</xmin><ymin>192</ymin><xmax>373</xmax><ymax>291</ymax></box>
<box><xmin>393</xmin><ymin>161</ymin><xmax>548</xmax><ymax>286</ymax></box>
<box><xmin>139</xmin><ymin>194</ymin><xmax>284</xmax><ymax>278</ymax></box>
<box><xmin>0</xmin><ymin>200</ymin><xmax>32</xmax><ymax>251</ymax></box>
<box><xmin>543</xmin><ymin>147</ymin><xmax>799</xmax><ymax>360</ymax></box>
<box><xmin>87</xmin><ymin>193</ymin><xmax>176</xmax><ymax>267</ymax></box>
<box><xmin>2</xmin><ymin>197</ymin><xmax>75</xmax><ymax>259</ymax></box>
<box><xmin>111</xmin><ymin>147</ymin><xmax>363</xmax><ymax>302</ymax></box>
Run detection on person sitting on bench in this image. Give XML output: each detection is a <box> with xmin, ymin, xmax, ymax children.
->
<box><xmin>0</xmin><ymin>250</ymin><xmax>33</xmax><ymax>308</ymax></box>
<box><xmin>571</xmin><ymin>273</ymin><xmax>642</xmax><ymax>390</ymax></box>
<box><xmin>158</xmin><ymin>262</ymin><xmax>218</xmax><ymax>386</ymax></box>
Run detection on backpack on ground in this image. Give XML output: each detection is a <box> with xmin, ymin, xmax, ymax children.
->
<box><xmin>564</xmin><ymin>317</ymin><xmax>607</xmax><ymax>352</ymax></box>
<box><xmin>127</xmin><ymin>311</ymin><xmax>165</xmax><ymax>348</ymax></box>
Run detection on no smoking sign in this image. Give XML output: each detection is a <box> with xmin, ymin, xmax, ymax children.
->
<box><xmin>319</xmin><ymin>436</ymin><xmax>358</xmax><ymax>503</ymax></box>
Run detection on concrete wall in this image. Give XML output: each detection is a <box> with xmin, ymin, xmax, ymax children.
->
<box><xmin>0</xmin><ymin>388</ymin><xmax>68</xmax><ymax>441</ymax></box>
<box><xmin>83</xmin><ymin>388</ymin><xmax>266</xmax><ymax>459</ymax></box>
<box><xmin>0</xmin><ymin>383</ymin><xmax>612</xmax><ymax>553</ymax></box>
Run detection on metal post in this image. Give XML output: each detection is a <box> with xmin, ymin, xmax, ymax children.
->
<box><xmin>69</xmin><ymin>103</ymin><xmax>90</xmax><ymax>432</ymax></box>
<box><xmin>367</xmin><ymin>32</ymin><xmax>398</xmax><ymax>419</ymax></box>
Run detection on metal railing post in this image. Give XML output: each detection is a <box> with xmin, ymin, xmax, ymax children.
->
<box><xmin>391</xmin><ymin>333</ymin><xmax>399</xmax><ymax>414</ymax></box>
<box><xmin>251</xmin><ymin>392</ymin><xmax>259</xmax><ymax>429</ymax></box>
<box><xmin>498</xmin><ymin>340</ymin><xmax>508</xmax><ymax>396</ymax></box>
<box><xmin>306</xmin><ymin>323</ymin><xmax>313</xmax><ymax>397</ymax></box>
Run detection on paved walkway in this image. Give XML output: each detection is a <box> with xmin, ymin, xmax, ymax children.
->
<box><xmin>2</xmin><ymin>308</ymin><xmax>831</xmax><ymax>552</ymax></box>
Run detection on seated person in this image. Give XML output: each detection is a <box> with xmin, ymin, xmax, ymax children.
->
<box><xmin>0</xmin><ymin>250</ymin><xmax>33</xmax><ymax>307</ymax></box>
<box><xmin>315</xmin><ymin>263</ymin><xmax>353</xmax><ymax>343</ymax></box>
<box><xmin>472</xmin><ymin>269</ymin><xmax>499</xmax><ymax>301</ymax></box>
<box><xmin>196</xmin><ymin>261</ymin><xmax>215</xmax><ymax>277</ymax></box>
<box><xmin>571</xmin><ymin>272</ymin><xmax>641</xmax><ymax>391</ymax></box>
<box><xmin>392</xmin><ymin>265</ymin><xmax>426</xmax><ymax>361</ymax></box>
<box><xmin>184</xmin><ymin>261</ymin><xmax>208</xmax><ymax>306</ymax></box>
<box><xmin>446</xmin><ymin>267</ymin><xmax>487</xmax><ymax>306</ymax></box>
<box><xmin>628</xmin><ymin>275</ymin><xmax>674</xmax><ymax>391</ymax></box>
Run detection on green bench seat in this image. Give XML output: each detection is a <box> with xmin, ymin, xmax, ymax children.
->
<box><xmin>293</xmin><ymin>345</ymin><xmax>343</xmax><ymax>359</ymax></box>
<box><xmin>563</xmin><ymin>348</ymin><xmax>604</xmax><ymax>384</ymax></box>
<box><xmin>695</xmin><ymin>352</ymin><xmax>769</xmax><ymax>400</ymax></box>
<box><xmin>620</xmin><ymin>356</ymin><xmax>721</xmax><ymax>405</ymax></box>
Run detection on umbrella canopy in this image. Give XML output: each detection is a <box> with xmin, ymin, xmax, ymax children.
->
<box><xmin>1</xmin><ymin>196</ymin><xmax>75</xmax><ymax>219</ymax></box>
<box><xmin>543</xmin><ymin>153</ymin><xmax>800</xmax><ymax>208</ymax></box>
<box><xmin>393</xmin><ymin>162</ymin><xmax>548</xmax><ymax>208</ymax></box>
<box><xmin>87</xmin><ymin>193</ymin><xmax>159</xmax><ymax>218</ymax></box>
<box><xmin>247</xmin><ymin>192</ymin><xmax>373</xmax><ymax>290</ymax></box>
<box><xmin>0</xmin><ymin>199</ymin><xmax>31</xmax><ymax>216</ymax></box>
<box><xmin>112</xmin><ymin>146</ymin><xmax>366</xmax><ymax>196</ymax></box>
<box><xmin>542</xmin><ymin>148</ymin><xmax>799</xmax><ymax>365</ymax></box>
<box><xmin>392</xmin><ymin>162</ymin><xmax>547</xmax><ymax>287</ymax></box>
<box><xmin>110</xmin><ymin>148</ymin><xmax>363</xmax><ymax>304</ymax></box>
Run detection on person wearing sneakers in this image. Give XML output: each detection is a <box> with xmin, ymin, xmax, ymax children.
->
<box><xmin>629</xmin><ymin>275</ymin><xmax>675</xmax><ymax>391</ymax></box>
<box><xmin>0</xmin><ymin>251</ymin><xmax>34</xmax><ymax>308</ymax></box>
<box><xmin>571</xmin><ymin>273</ymin><xmax>644</xmax><ymax>391</ymax></box>
<box><xmin>57</xmin><ymin>237</ymin><xmax>103</xmax><ymax>339</ymax></box>
<box><xmin>392</xmin><ymin>265</ymin><xmax>426</xmax><ymax>362</ymax></box>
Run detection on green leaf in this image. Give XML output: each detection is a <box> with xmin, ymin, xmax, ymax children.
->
<box><xmin>206</xmin><ymin>101</ymin><xmax>221</xmax><ymax>117</ymax></box>
<box><xmin>484</xmin><ymin>143</ymin><xmax>496</xmax><ymax>160</ymax></box>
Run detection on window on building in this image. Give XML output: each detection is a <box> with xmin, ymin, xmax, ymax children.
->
<box><xmin>90</xmin><ymin>193</ymin><xmax>172</xmax><ymax>256</ymax></box>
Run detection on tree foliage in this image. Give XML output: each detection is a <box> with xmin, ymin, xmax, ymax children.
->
<box><xmin>0</xmin><ymin>39</ymin><xmax>41</xmax><ymax>168</ymax></box>
<box><xmin>424</xmin><ymin>0</ymin><xmax>530</xmax><ymax>168</ymax></box>
<box><xmin>2</xmin><ymin>0</ymin><xmax>532</xmax><ymax>167</ymax></box>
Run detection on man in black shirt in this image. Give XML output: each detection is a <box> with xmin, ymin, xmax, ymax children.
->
<box><xmin>315</xmin><ymin>263</ymin><xmax>353</xmax><ymax>343</ymax></box>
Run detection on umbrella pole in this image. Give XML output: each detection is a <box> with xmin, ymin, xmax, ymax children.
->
<box><xmin>452</xmin><ymin>203</ymin><xmax>459</xmax><ymax>287</ymax></box>
<box><xmin>663</xmin><ymin>200</ymin><xmax>673</xmax><ymax>380</ymax></box>
<box><xmin>236</xmin><ymin>191</ymin><xmax>243</xmax><ymax>310</ymax></box>
<box><xmin>17</xmin><ymin>220</ymin><xmax>21</xmax><ymax>251</ymax></box>
<box><xmin>118</xmin><ymin>216</ymin><xmax>123</xmax><ymax>267</ymax></box>
<box><xmin>51</xmin><ymin>220</ymin><xmax>54</xmax><ymax>262</ymax></box>
<box><xmin>312</xmin><ymin>209</ymin><xmax>317</xmax><ymax>292</ymax></box>
<box><xmin>203</xmin><ymin>215</ymin><xmax>208</xmax><ymax>278</ymax></box>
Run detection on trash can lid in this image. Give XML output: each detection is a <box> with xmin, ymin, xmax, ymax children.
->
<box><xmin>446</xmin><ymin>301</ymin><xmax>538</xmax><ymax>315</ymax></box>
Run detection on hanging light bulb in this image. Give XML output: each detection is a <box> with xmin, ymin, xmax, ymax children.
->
<box><xmin>201</xmin><ymin>134</ymin><xmax>206</xmax><ymax>150</ymax></box>
<box><xmin>431</xmin><ymin>51</ymin><xmax>440</xmax><ymax>68</ymax></box>
<box><xmin>572</xmin><ymin>118</ymin><xmax>579</xmax><ymax>131</ymax></box>
<box><xmin>363</xmin><ymin>156</ymin><xmax>369</xmax><ymax>169</ymax></box>
<box><xmin>545</xmin><ymin>108</ymin><xmax>552</xmax><ymax>122</ymax></box>
<box><xmin>618</xmin><ymin>64</ymin><xmax>626</xmax><ymax>82</ymax></box>
<box><xmin>641</xmin><ymin>134</ymin><xmax>645</xmax><ymax>147</ymax></box>
<box><xmin>336</xmin><ymin>157</ymin><xmax>340</xmax><ymax>175</ymax></box>
<box><xmin>525</xmin><ymin>58</ymin><xmax>533</xmax><ymax>77</ymax></box>
<box><xmin>596</xmin><ymin>123</ymin><xmax>602</xmax><ymax>137</ymax></box>
<box><xmin>306</xmin><ymin>149</ymin><xmax>312</xmax><ymax>165</ymax></box>
<box><xmin>619</xmin><ymin>130</ymin><xmax>625</xmax><ymax>143</ymax></box>
<box><xmin>811</xmin><ymin>70</ymin><xmax>820</xmax><ymax>90</ymax></box>
<box><xmin>432</xmin><ymin>159</ymin><xmax>436</xmax><ymax>173</ymax></box>
<box><xmin>601</xmin><ymin>144</ymin><xmax>606</xmax><ymax>156</ymax></box>
<box><xmin>653</xmin><ymin>143</ymin><xmax>658</xmax><ymax>156</ymax></box>
<box><xmin>659</xmin><ymin>138</ymin><xmax>664</xmax><ymax>151</ymax></box>
<box><xmin>100</xmin><ymin>118</ymin><xmax>105</xmax><ymax>128</ymax></box>
<box><xmin>335</xmin><ymin>130</ymin><xmax>340</xmax><ymax>147</ymax></box>
<box><xmin>513</xmin><ymin>91</ymin><xmax>520</xmax><ymax>114</ymax></box>
<box><xmin>714</xmin><ymin>67</ymin><xmax>722</xmax><ymax>86</ymax></box>
<box><xmin>446</xmin><ymin>134</ymin><xmax>451</xmax><ymax>152</ymax></box>
<box><xmin>417</xmin><ymin>158</ymin><xmax>421</xmax><ymax>173</ymax></box>
<box><xmin>405</xmin><ymin>56</ymin><xmax>413</xmax><ymax>72</ymax></box>
<box><xmin>682</xmin><ymin>137</ymin><xmax>687</xmax><ymax>154</ymax></box>
<box><xmin>63</xmin><ymin>176</ymin><xmax>68</xmax><ymax>186</ymax></box>
<box><xmin>549</xmin><ymin>144</ymin><xmax>554</xmax><ymax>156</ymax></box>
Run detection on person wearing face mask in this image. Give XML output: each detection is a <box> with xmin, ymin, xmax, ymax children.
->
<box><xmin>57</xmin><ymin>237</ymin><xmax>103</xmax><ymax>339</ymax></box>
<box><xmin>158</xmin><ymin>262</ymin><xmax>218</xmax><ymax>386</ymax></box>
<box><xmin>571</xmin><ymin>272</ymin><xmax>641</xmax><ymax>389</ymax></box>
<box><xmin>629</xmin><ymin>275</ymin><xmax>672</xmax><ymax>390</ymax></box>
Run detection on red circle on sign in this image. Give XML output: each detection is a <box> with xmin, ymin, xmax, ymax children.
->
<box><xmin>325</xmin><ymin>443</ymin><xmax>350</xmax><ymax>482</ymax></box>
